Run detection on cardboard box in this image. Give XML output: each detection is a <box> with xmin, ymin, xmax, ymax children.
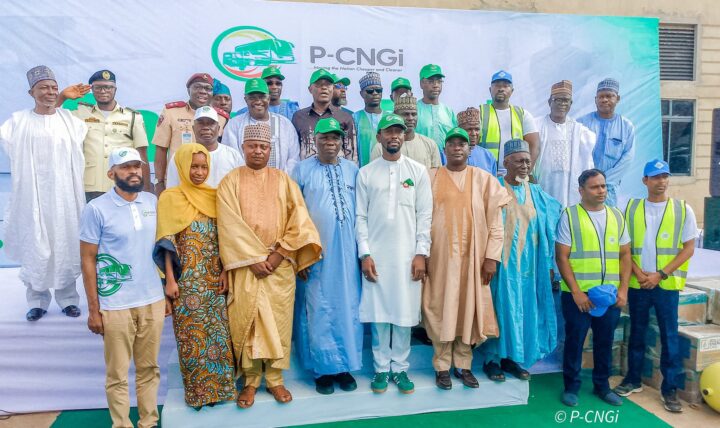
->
<box><xmin>686</xmin><ymin>277</ymin><xmax>720</xmax><ymax>324</ymax></box>
<box><xmin>641</xmin><ymin>354</ymin><xmax>703</xmax><ymax>404</ymax></box>
<box><xmin>621</xmin><ymin>288</ymin><xmax>707</xmax><ymax>325</ymax></box>
<box><xmin>678</xmin><ymin>324</ymin><xmax>720</xmax><ymax>371</ymax></box>
<box><xmin>582</xmin><ymin>344</ymin><xmax>623</xmax><ymax>375</ymax></box>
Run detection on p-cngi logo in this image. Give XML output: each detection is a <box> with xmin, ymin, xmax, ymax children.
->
<box><xmin>212</xmin><ymin>26</ymin><xmax>296</xmax><ymax>81</ymax></box>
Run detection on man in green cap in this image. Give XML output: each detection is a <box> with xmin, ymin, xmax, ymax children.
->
<box><xmin>423</xmin><ymin>127</ymin><xmax>512</xmax><ymax>391</ymax></box>
<box><xmin>390</xmin><ymin>77</ymin><xmax>413</xmax><ymax>102</ymax></box>
<box><xmin>370</xmin><ymin>94</ymin><xmax>440</xmax><ymax>169</ymax></box>
<box><xmin>224</xmin><ymin>78</ymin><xmax>299</xmax><ymax>174</ymax></box>
<box><xmin>356</xmin><ymin>113</ymin><xmax>433</xmax><ymax>395</ymax></box>
<box><xmin>332</xmin><ymin>76</ymin><xmax>354</xmax><ymax>115</ymax></box>
<box><xmin>292</xmin><ymin>68</ymin><xmax>356</xmax><ymax>163</ymax></box>
<box><xmin>291</xmin><ymin>117</ymin><xmax>364</xmax><ymax>395</ymax></box>
<box><xmin>415</xmin><ymin>64</ymin><xmax>457</xmax><ymax>154</ymax></box>
<box><xmin>237</xmin><ymin>66</ymin><xmax>299</xmax><ymax>120</ymax></box>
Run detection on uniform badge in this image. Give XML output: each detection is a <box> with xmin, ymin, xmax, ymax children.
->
<box><xmin>157</xmin><ymin>114</ymin><xmax>164</xmax><ymax>126</ymax></box>
<box><xmin>661</xmin><ymin>232</ymin><xmax>670</xmax><ymax>240</ymax></box>
<box><xmin>609</xmin><ymin>237</ymin><xmax>616</xmax><ymax>244</ymax></box>
<box><xmin>102</xmin><ymin>71</ymin><xmax>111</xmax><ymax>80</ymax></box>
<box><xmin>402</xmin><ymin>178</ymin><xmax>414</xmax><ymax>188</ymax></box>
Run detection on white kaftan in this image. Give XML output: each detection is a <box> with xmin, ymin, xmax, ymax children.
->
<box><xmin>0</xmin><ymin>109</ymin><xmax>87</xmax><ymax>291</ymax></box>
<box><xmin>355</xmin><ymin>155</ymin><xmax>432</xmax><ymax>326</ymax></box>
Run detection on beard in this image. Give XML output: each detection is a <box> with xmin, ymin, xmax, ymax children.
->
<box><xmin>386</xmin><ymin>146</ymin><xmax>400</xmax><ymax>154</ymax></box>
<box><xmin>115</xmin><ymin>174</ymin><xmax>144</xmax><ymax>193</ymax></box>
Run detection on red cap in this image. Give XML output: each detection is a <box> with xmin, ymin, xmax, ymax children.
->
<box><xmin>186</xmin><ymin>73</ymin><xmax>213</xmax><ymax>88</ymax></box>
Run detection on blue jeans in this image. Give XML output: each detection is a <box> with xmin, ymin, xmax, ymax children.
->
<box><xmin>623</xmin><ymin>287</ymin><xmax>681</xmax><ymax>395</ymax></box>
<box><xmin>562</xmin><ymin>291</ymin><xmax>621</xmax><ymax>395</ymax></box>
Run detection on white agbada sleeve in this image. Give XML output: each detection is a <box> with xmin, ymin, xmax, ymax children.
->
<box><xmin>281</xmin><ymin>116</ymin><xmax>300</xmax><ymax>175</ymax></box>
<box><xmin>414</xmin><ymin>167</ymin><xmax>433</xmax><ymax>256</ymax></box>
<box><xmin>355</xmin><ymin>168</ymin><xmax>371</xmax><ymax>257</ymax></box>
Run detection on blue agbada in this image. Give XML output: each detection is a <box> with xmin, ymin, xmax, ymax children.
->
<box><xmin>291</xmin><ymin>156</ymin><xmax>363</xmax><ymax>376</ymax></box>
<box><xmin>481</xmin><ymin>178</ymin><xmax>561</xmax><ymax>367</ymax></box>
<box><xmin>236</xmin><ymin>100</ymin><xmax>300</xmax><ymax>121</ymax></box>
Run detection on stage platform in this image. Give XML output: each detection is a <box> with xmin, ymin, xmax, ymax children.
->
<box><xmin>161</xmin><ymin>344</ymin><xmax>530</xmax><ymax>428</ymax></box>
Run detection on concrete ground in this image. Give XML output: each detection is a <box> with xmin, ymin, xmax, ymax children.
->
<box><xmin>1</xmin><ymin>377</ymin><xmax>718</xmax><ymax>427</ymax></box>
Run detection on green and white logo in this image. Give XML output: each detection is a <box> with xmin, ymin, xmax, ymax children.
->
<box><xmin>96</xmin><ymin>254</ymin><xmax>133</xmax><ymax>297</ymax></box>
<box><xmin>212</xmin><ymin>26</ymin><xmax>295</xmax><ymax>81</ymax></box>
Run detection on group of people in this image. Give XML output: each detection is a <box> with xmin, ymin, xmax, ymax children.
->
<box><xmin>0</xmin><ymin>63</ymin><xmax>698</xmax><ymax>428</ymax></box>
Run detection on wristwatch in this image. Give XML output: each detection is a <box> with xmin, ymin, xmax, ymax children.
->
<box><xmin>657</xmin><ymin>269</ymin><xmax>669</xmax><ymax>280</ymax></box>
<box><xmin>360</xmin><ymin>254</ymin><xmax>371</xmax><ymax>261</ymax></box>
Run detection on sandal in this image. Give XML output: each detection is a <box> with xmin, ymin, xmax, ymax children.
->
<box><xmin>236</xmin><ymin>385</ymin><xmax>257</xmax><ymax>408</ymax></box>
<box><xmin>501</xmin><ymin>358</ymin><xmax>531</xmax><ymax>380</ymax></box>
<box><xmin>266</xmin><ymin>385</ymin><xmax>293</xmax><ymax>403</ymax></box>
<box><xmin>483</xmin><ymin>361</ymin><xmax>506</xmax><ymax>382</ymax></box>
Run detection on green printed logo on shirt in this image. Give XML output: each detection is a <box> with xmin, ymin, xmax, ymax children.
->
<box><xmin>402</xmin><ymin>178</ymin><xmax>414</xmax><ymax>188</ymax></box>
<box><xmin>96</xmin><ymin>254</ymin><xmax>133</xmax><ymax>297</ymax></box>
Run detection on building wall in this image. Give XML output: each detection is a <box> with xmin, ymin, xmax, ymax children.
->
<box><xmin>285</xmin><ymin>0</ymin><xmax>719</xmax><ymax>226</ymax></box>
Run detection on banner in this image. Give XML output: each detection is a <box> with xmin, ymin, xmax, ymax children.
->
<box><xmin>0</xmin><ymin>0</ymin><xmax>660</xmax><ymax>198</ymax></box>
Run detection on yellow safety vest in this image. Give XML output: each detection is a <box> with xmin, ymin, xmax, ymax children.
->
<box><xmin>625</xmin><ymin>198</ymin><xmax>688</xmax><ymax>290</ymax></box>
<box><xmin>479</xmin><ymin>104</ymin><xmax>525</xmax><ymax>161</ymax></box>
<box><xmin>561</xmin><ymin>205</ymin><xmax>624</xmax><ymax>293</ymax></box>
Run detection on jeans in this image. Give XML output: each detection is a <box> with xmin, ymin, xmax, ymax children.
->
<box><xmin>562</xmin><ymin>291</ymin><xmax>621</xmax><ymax>395</ymax></box>
<box><xmin>623</xmin><ymin>287</ymin><xmax>681</xmax><ymax>395</ymax></box>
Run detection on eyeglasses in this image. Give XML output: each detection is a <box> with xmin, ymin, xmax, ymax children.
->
<box><xmin>551</xmin><ymin>97</ymin><xmax>572</xmax><ymax>104</ymax></box>
<box><xmin>365</xmin><ymin>88</ymin><xmax>383</xmax><ymax>95</ymax></box>
<box><xmin>191</xmin><ymin>84</ymin><xmax>214</xmax><ymax>93</ymax></box>
<box><xmin>92</xmin><ymin>85</ymin><xmax>116</xmax><ymax>92</ymax></box>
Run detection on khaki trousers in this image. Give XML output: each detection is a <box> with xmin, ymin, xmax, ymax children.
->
<box><xmin>432</xmin><ymin>337</ymin><xmax>473</xmax><ymax>372</ymax></box>
<box><xmin>243</xmin><ymin>358</ymin><xmax>284</xmax><ymax>388</ymax></box>
<box><xmin>101</xmin><ymin>299</ymin><xmax>165</xmax><ymax>428</ymax></box>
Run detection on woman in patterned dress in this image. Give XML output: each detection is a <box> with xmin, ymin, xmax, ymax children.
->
<box><xmin>154</xmin><ymin>144</ymin><xmax>235</xmax><ymax>409</ymax></box>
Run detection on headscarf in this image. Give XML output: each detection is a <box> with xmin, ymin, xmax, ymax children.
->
<box><xmin>156</xmin><ymin>144</ymin><xmax>216</xmax><ymax>240</ymax></box>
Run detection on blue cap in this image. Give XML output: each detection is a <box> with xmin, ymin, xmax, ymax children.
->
<box><xmin>491</xmin><ymin>70</ymin><xmax>512</xmax><ymax>84</ymax></box>
<box><xmin>588</xmin><ymin>284</ymin><xmax>617</xmax><ymax>317</ymax></box>
<box><xmin>643</xmin><ymin>159</ymin><xmax>671</xmax><ymax>177</ymax></box>
<box><xmin>597</xmin><ymin>78</ymin><xmax>620</xmax><ymax>94</ymax></box>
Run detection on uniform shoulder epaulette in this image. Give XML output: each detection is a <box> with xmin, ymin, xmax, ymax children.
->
<box><xmin>165</xmin><ymin>101</ymin><xmax>187</xmax><ymax>109</ymax></box>
<box><xmin>124</xmin><ymin>107</ymin><xmax>137</xmax><ymax>113</ymax></box>
<box><xmin>213</xmin><ymin>107</ymin><xmax>229</xmax><ymax>120</ymax></box>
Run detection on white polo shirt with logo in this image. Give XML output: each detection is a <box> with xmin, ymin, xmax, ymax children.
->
<box><xmin>79</xmin><ymin>188</ymin><xmax>164</xmax><ymax>310</ymax></box>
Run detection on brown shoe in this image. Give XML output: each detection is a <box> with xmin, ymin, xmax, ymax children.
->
<box><xmin>453</xmin><ymin>368</ymin><xmax>480</xmax><ymax>388</ymax></box>
<box><xmin>266</xmin><ymin>384</ymin><xmax>293</xmax><ymax>404</ymax></box>
<box><xmin>435</xmin><ymin>370</ymin><xmax>452</xmax><ymax>390</ymax></box>
<box><xmin>236</xmin><ymin>386</ymin><xmax>256</xmax><ymax>408</ymax></box>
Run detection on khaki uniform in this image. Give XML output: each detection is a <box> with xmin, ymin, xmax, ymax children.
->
<box><xmin>151</xmin><ymin>101</ymin><xmax>228</xmax><ymax>160</ymax></box>
<box><xmin>73</xmin><ymin>103</ymin><xmax>149</xmax><ymax>193</ymax></box>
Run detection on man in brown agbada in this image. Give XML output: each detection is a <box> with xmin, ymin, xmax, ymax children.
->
<box><xmin>216</xmin><ymin>123</ymin><xmax>322</xmax><ymax>408</ymax></box>
<box><xmin>422</xmin><ymin>127</ymin><xmax>511</xmax><ymax>390</ymax></box>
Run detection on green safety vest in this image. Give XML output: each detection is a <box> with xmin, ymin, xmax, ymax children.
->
<box><xmin>625</xmin><ymin>198</ymin><xmax>689</xmax><ymax>290</ymax></box>
<box><xmin>561</xmin><ymin>205</ymin><xmax>624</xmax><ymax>293</ymax></box>
<box><xmin>479</xmin><ymin>104</ymin><xmax>525</xmax><ymax>161</ymax></box>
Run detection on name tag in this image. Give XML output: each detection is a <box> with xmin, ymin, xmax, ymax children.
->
<box><xmin>130</xmin><ymin>203</ymin><xmax>143</xmax><ymax>231</ymax></box>
<box><xmin>182</xmin><ymin>132</ymin><xmax>192</xmax><ymax>144</ymax></box>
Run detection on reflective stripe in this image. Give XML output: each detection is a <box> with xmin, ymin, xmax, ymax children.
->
<box><xmin>574</xmin><ymin>272</ymin><xmax>620</xmax><ymax>281</ymax></box>
<box><xmin>609</xmin><ymin>207</ymin><xmax>624</xmax><ymax>237</ymax></box>
<box><xmin>672</xmin><ymin>199</ymin><xmax>684</xmax><ymax>248</ymax></box>
<box><xmin>480</xmin><ymin>104</ymin><xmax>489</xmax><ymax>145</ymax></box>
<box><xmin>626</xmin><ymin>199</ymin><xmax>642</xmax><ymax>238</ymax></box>
<box><xmin>672</xmin><ymin>270</ymin><xmax>688</xmax><ymax>279</ymax></box>
<box><xmin>657</xmin><ymin>248</ymin><xmax>680</xmax><ymax>256</ymax></box>
<box><xmin>573</xmin><ymin>251</ymin><xmax>601</xmax><ymax>258</ymax></box>
<box><xmin>631</xmin><ymin>248</ymin><xmax>642</xmax><ymax>255</ymax></box>
<box><xmin>484</xmin><ymin>142</ymin><xmax>500</xmax><ymax>149</ymax></box>
<box><xmin>569</xmin><ymin>206</ymin><xmax>583</xmax><ymax>253</ymax></box>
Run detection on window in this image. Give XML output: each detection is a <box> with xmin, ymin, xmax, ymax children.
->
<box><xmin>659</xmin><ymin>24</ymin><xmax>696</xmax><ymax>81</ymax></box>
<box><xmin>661</xmin><ymin>99</ymin><xmax>694</xmax><ymax>175</ymax></box>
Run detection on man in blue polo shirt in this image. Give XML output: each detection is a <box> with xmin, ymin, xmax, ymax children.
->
<box><xmin>79</xmin><ymin>147</ymin><xmax>166</xmax><ymax>428</ymax></box>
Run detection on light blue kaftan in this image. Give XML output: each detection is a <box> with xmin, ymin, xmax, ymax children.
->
<box><xmin>481</xmin><ymin>178</ymin><xmax>561</xmax><ymax>367</ymax></box>
<box><xmin>291</xmin><ymin>156</ymin><xmax>363</xmax><ymax>376</ymax></box>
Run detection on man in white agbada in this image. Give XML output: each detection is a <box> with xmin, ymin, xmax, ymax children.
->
<box><xmin>166</xmin><ymin>106</ymin><xmax>243</xmax><ymax>188</ymax></box>
<box><xmin>222</xmin><ymin>78</ymin><xmax>299</xmax><ymax>174</ymax></box>
<box><xmin>356</xmin><ymin>113</ymin><xmax>432</xmax><ymax>395</ymax></box>
<box><xmin>0</xmin><ymin>65</ymin><xmax>87</xmax><ymax>321</ymax></box>
<box><xmin>535</xmin><ymin>80</ymin><xmax>596</xmax><ymax>208</ymax></box>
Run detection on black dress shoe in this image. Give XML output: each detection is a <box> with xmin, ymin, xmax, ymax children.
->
<box><xmin>454</xmin><ymin>368</ymin><xmax>480</xmax><ymax>388</ymax></box>
<box><xmin>315</xmin><ymin>375</ymin><xmax>335</xmax><ymax>395</ymax></box>
<box><xmin>26</xmin><ymin>308</ymin><xmax>47</xmax><ymax>321</ymax></box>
<box><xmin>435</xmin><ymin>370</ymin><xmax>452</xmax><ymax>390</ymax></box>
<box><xmin>335</xmin><ymin>372</ymin><xmax>357</xmax><ymax>391</ymax></box>
<box><xmin>62</xmin><ymin>305</ymin><xmax>81</xmax><ymax>317</ymax></box>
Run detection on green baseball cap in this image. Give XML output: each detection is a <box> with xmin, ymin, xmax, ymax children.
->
<box><xmin>309</xmin><ymin>68</ymin><xmax>336</xmax><ymax>85</ymax></box>
<box><xmin>314</xmin><ymin>117</ymin><xmax>346</xmax><ymax>137</ymax></box>
<box><xmin>420</xmin><ymin>64</ymin><xmax>445</xmax><ymax>80</ymax></box>
<box><xmin>261</xmin><ymin>66</ymin><xmax>285</xmax><ymax>80</ymax></box>
<box><xmin>244</xmin><ymin>78</ymin><xmax>269</xmax><ymax>95</ymax></box>
<box><xmin>444</xmin><ymin>127</ymin><xmax>470</xmax><ymax>143</ymax></box>
<box><xmin>377</xmin><ymin>113</ymin><xmax>407</xmax><ymax>132</ymax></box>
<box><xmin>391</xmin><ymin>77</ymin><xmax>412</xmax><ymax>91</ymax></box>
<box><xmin>336</xmin><ymin>76</ymin><xmax>351</xmax><ymax>86</ymax></box>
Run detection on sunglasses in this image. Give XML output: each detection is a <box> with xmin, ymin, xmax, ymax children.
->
<box><xmin>334</xmin><ymin>83</ymin><xmax>347</xmax><ymax>89</ymax></box>
<box><xmin>364</xmin><ymin>88</ymin><xmax>383</xmax><ymax>95</ymax></box>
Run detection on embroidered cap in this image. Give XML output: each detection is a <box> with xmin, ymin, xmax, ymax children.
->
<box><xmin>27</xmin><ymin>65</ymin><xmax>56</xmax><ymax>88</ymax></box>
<box><xmin>393</xmin><ymin>94</ymin><xmax>417</xmax><ymax>113</ymax></box>
<box><xmin>457</xmin><ymin>107</ymin><xmax>481</xmax><ymax>127</ymax></box>
<box><xmin>243</xmin><ymin>123</ymin><xmax>272</xmax><ymax>144</ymax></box>
<box><xmin>503</xmin><ymin>139</ymin><xmax>530</xmax><ymax>157</ymax></box>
